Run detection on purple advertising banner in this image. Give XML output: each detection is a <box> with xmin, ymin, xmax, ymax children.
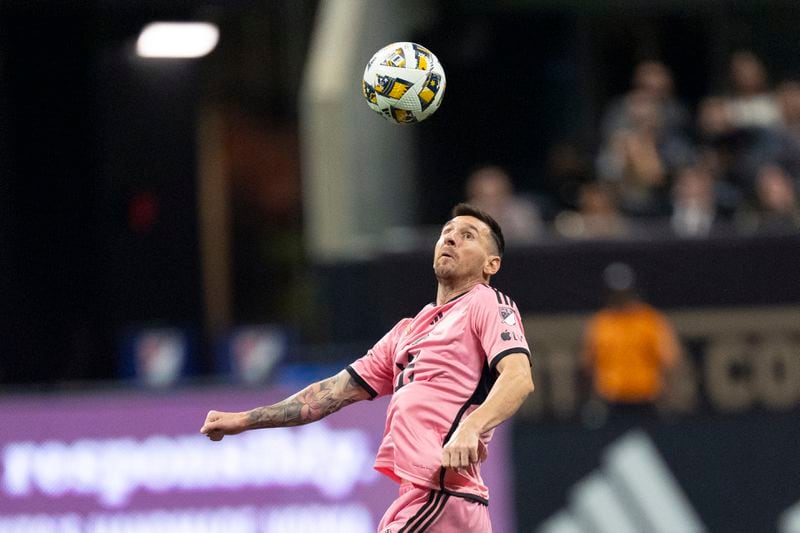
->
<box><xmin>0</xmin><ymin>386</ymin><xmax>513</xmax><ymax>532</ymax></box>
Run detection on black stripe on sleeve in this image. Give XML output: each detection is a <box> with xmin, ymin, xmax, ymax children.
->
<box><xmin>496</xmin><ymin>289</ymin><xmax>509</xmax><ymax>306</ymax></box>
<box><xmin>494</xmin><ymin>287</ymin><xmax>511</xmax><ymax>306</ymax></box>
<box><xmin>492</xmin><ymin>287</ymin><xmax>503</xmax><ymax>304</ymax></box>
<box><xmin>346</xmin><ymin>365</ymin><xmax>378</xmax><ymax>399</ymax></box>
<box><xmin>489</xmin><ymin>347</ymin><xmax>531</xmax><ymax>373</ymax></box>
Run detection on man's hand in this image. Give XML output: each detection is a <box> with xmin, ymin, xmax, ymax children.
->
<box><xmin>441</xmin><ymin>353</ymin><xmax>533</xmax><ymax>471</ymax></box>
<box><xmin>200</xmin><ymin>410</ymin><xmax>248</xmax><ymax>441</ymax></box>
<box><xmin>441</xmin><ymin>423</ymin><xmax>488</xmax><ymax>471</ymax></box>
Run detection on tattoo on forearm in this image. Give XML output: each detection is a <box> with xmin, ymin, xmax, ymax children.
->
<box><xmin>247</xmin><ymin>374</ymin><xmax>365</xmax><ymax>428</ymax></box>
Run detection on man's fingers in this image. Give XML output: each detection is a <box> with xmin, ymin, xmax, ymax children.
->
<box><xmin>442</xmin><ymin>446</ymin><xmax>462</xmax><ymax>468</ymax></box>
<box><xmin>469</xmin><ymin>446</ymin><xmax>479</xmax><ymax>464</ymax></box>
<box><xmin>443</xmin><ymin>447</ymin><xmax>470</xmax><ymax>469</ymax></box>
<box><xmin>460</xmin><ymin>449</ymin><xmax>470</xmax><ymax>468</ymax></box>
<box><xmin>441</xmin><ymin>448</ymin><xmax>451</xmax><ymax>469</ymax></box>
<box><xmin>443</xmin><ymin>442</ymin><xmax>484</xmax><ymax>470</ymax></box>
<box><xmin>451</xmin><ymin>449</ymin><xmax>459</xmax><ymax>468</ymax></box>
<box><xmin>201</xmin><ymin>410</ymin><xmax>220</xmax><ymax>435</ymax></box>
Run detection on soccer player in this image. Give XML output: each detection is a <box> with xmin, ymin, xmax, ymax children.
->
<box><xmin>200</xmin><ymin>203</ymin><xmax>534</xmax><ymax>532</ymax></box>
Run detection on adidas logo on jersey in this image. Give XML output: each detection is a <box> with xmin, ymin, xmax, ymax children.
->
<box><xmin>429</xmin><ymin>311</ymin><xmax>444</xmax><ymax>326</ymax></box>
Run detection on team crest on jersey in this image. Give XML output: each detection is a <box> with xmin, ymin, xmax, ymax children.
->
<box><xmin>499</xmin><ymin>306</ymin><xmax>517</xmax><ymax>326</ymax></box>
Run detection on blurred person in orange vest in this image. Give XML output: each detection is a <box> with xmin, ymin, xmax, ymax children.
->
<box><xmin>581</xmin><ymin>262</ymin><xmax>682</xmax><ymax>426</ymax></box>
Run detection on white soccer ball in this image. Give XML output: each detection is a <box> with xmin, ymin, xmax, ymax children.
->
<box><xmin>362</xmin><ymin>42</ymin><xmax>446</xmax><ymax>124</ymax></box>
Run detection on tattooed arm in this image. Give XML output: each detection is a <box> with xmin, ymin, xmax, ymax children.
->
<box><xmin>200</xmin><ymin>370</ymin><xmax>372</xmax><ymax>441</ymax></box>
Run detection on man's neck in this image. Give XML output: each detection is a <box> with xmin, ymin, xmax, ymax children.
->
<box><xmin>436</xmin><ymin>278</ymin><xmax>485</xmax><ymax>306</ymax></box>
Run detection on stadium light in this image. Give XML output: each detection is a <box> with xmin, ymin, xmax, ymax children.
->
<box><xmin>136</xmin><ymin>22</ymin><xmax>219</xmax><ymax>59</ymax></box>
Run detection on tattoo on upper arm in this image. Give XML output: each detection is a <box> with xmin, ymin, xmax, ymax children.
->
<box><xmin>247</xmin><ymin>373</ymin><xmax>369</xmax><ymax>429</ymax></box>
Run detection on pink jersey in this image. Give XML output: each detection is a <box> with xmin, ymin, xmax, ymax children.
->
<box><xmin>347</xmin><ymin>283</ymin><xmax>530</xmax><ymax>504</ymax></box>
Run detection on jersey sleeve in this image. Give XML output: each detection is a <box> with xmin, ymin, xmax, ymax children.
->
<box><xmin>471</xmin><ymin>286</ymin><xmax>531</xmax><ymax>373</ymax></box>
<box><xmin>347</xmin><ymin>318</ymin><xmax>410</xmax><ymax>399</ymax></box>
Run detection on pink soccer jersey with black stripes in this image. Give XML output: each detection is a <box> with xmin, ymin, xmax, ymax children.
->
<box><xmin>347</xmin><ymin>283</ymin><xmax>531</xmax><ymax>503</ymax></box>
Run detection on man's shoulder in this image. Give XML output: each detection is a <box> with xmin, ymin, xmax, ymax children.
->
<box><xmin>476</xmin><ymin>284</ymin><xmax>518</xmax><ymax>308</ymax></box>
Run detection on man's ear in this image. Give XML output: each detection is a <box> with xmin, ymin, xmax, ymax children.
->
<box><xmin>484</xmin><ymin>255</ymin><xmax>501</xmax><ymax>277</ymax></box>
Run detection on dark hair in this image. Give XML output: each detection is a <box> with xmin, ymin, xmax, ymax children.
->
<box><xmin>451</xmin><ymin>202</ymin><xmax>505</xmax><ymax>256</ymax></box>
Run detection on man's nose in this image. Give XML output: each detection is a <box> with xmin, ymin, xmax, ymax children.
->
<box><xmin>445</xmin><ymin>234</ymin><xmax>456</xmax><ymax>246</ymax></box>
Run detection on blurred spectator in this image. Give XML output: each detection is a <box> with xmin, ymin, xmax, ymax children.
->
<box><xmin>597</xmin><ymin>89</ymin><xmax>694</xmax><ymax>216</ymax></box>
<box><xmin>695</xmin><ymin>94</ymin><xmax>800</xmax><ymax>200</ymax></box>
<box><xmin>778</xmin><ymin>80</ymin><xmax>800</xmax><ymax>145</ymax></box>
<box><xmin>725</xmin><ymin>51</ymin><xmax>782</xmax><ymax>129</ymax></box>
<box><xmin>774</xmin><ymin>80</ymin><xmax>800</xmax><ymax>179</ymax></box>
<box><xmin>670</xmin><ymin>164</ymin><xmax>719</xmax><ymax>238</ymax></box>
<box><xmin>693</xmin><ymin>53</ymin><xmax>800</xmax><ymax>205</ymax></box>
<box><xmin>581</xmin><ymin>262</ymin><xmax>682</xmax><ymax>426</ymax></box>
<box><xmin>601</xmin><ymin>60</ymin><xmax>691</xmax><ymax>141</ymax></box>
<box><xmin>695</xmin><ymin>94</ymin><xmax>746</xmax><ymax>189</ymax></box>
<box><xmin>696</xmin><ymin>95</ymin><xmax>733</xmax><ymax>142</ymax></box>
<box><xmin>554</xmin><ymin>182</ymin><xmax>630</xmax><ymax>239</ymax></box>
<box><xmin>542</xmin><ymin>140</ymin><xmax>593</xmax><ymax>213</ymax></box>
<box><xmin>465</xmin><ymin>165</ymin><xmax>543</xmax><ymax>244</ymax></box>
<box><xmin>737</xmin><ymin>163</ymin><xmax>800</xmax><ymax>234</ymax></box>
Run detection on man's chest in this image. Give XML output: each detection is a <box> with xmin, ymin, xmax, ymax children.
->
<box><xmin>390</xmin><ymin>306</ymin><xmax>481</xmax><ymax>389</ymax></box>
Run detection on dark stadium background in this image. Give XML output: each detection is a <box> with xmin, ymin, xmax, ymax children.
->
<box><xmin>3</xmin><ymin>0</ymin><xmax>798</xmax><ymax>382</ymax></box>
<box><xmin>0</xmin><ymin>1</ymin><xmax>799</xmax><ymax>531</ymax></box>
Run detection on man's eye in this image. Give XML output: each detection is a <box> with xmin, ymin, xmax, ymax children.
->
<box><xmin>464</xmin><ymin>232</ymin><xmax>473</xmax><ymax>239</ymax></box>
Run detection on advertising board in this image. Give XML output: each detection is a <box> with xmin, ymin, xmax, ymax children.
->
<box><xmin>0</xmin><ymin>386</ymin><xmax>512</xmax><ymax>532</ymax></box>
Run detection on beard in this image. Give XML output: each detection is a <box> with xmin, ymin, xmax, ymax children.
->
<box><xmin>433</xmin><ymin>257</ymin><xmax>458</xmax><ymax>280</ymax></box>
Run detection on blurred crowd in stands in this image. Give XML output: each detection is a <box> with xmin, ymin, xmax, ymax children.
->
<box><xmin>465</xmin><ymin>51</ymin><xmax>800</xmax><ymax>244</ymax></box>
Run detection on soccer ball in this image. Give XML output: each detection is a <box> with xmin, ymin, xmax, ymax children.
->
<box><xmin>362</xmin><ymin>42</ymin><xmax>446</xmax><ymax>124</ymax></box>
